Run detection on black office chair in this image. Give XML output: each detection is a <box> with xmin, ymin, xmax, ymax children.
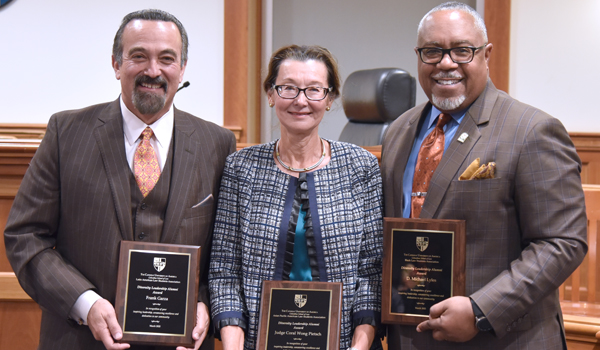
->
<box><xmin>339</xmin><ymin>68</ymin><xmax>416</xmax><ymax>146</ymax></box>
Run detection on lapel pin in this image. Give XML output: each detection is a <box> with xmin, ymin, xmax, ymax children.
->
<box><xmin>457</xmin><ymin>132</ymin><xmax>469</xmax><ymax>143</ymax></box>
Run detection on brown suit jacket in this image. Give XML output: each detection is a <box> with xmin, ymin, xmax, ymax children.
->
<box><xmin>381</xmin><ymin>80</ymin><xmax>588</xmax><ymax>349</ymax></box>
<box><xmin>4</xmin><ymin>99</ymin><xmax>236</xmax><ymax>349</ymax></box>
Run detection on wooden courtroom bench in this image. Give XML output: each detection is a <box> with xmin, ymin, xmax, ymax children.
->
<box><xmin>1</xmin><ymin>135</ymin><xmax>599</xmax><ymax>349</ymax></box>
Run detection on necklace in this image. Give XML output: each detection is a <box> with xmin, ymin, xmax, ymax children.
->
<box><xmin>276</xmin><ymin>138</ymin><xmax>326</xmax><ymax>173</ymax></box>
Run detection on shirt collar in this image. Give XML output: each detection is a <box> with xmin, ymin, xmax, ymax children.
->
<box><xmin>427</xmin><ymin>105</ymin><xmax>468</xmax><ymax>129</ymax></box>
<box><xmin>120</xmin><ymin>96</ymin><xmax>174</xmax><ymax>147</ymax></box>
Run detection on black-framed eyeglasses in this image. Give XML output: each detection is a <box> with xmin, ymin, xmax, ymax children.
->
<box><xmin>415</xmin><ymin>44</ymin><xmax>487</xmax><ymax>64</ymax></box>
<box><xmin>273</xmin><ymin>85</ymin><xmax>332</xmax><ymax>101</ymax></box>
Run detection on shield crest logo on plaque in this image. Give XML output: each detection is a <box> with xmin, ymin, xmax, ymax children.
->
<box><xmin>294</xmin><ymin>294</ymin><xmax>307</xmax><ymax>308</ymax></box>
<box><xmin>416</xmin><ymin>237</ymin><xmax>429</xmax><ymax>252</ymax></box>
<box><xmin>153</xmin><ymin>257</ymin><xmax>166</xmax><ymax>272</ymax></box>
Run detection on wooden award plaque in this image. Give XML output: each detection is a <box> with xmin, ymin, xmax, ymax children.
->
<box><xmin>115</xmin><ymin>241</ymin><xmax>200</xmax><ymax>346</ymax></box>
<box><xmin>382</xmin><ymin>218</ymin><xmax>466</xmax><ymax>325</ymax></box>
<box><xmin>256</xmin><ymin>281</ymin><xmax>342</xmax><ymax>350</ymax></box>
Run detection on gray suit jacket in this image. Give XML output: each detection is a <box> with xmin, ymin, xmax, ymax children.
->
<box><xmin>381</xmin><ymin>80</ymin><xmax>587</xmax><ymax>349</ymax></box>
<box><xmin>4</xmin><ymin>99</ymin><xmax>236</xmax><ymax>349</ymax></box>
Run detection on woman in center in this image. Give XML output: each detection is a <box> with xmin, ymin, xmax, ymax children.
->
<box><xmin>209</xmin><ymin>45</ymin><xmax>383</xmax><ymax>350</ymax></box>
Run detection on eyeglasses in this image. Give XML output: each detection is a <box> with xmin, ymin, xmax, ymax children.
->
<box><xmin>273</xmin><ymin>85</ymin><xmax>332</xmax><ymax>101</ymax></box>
<box><xmin>415</xmin><ymin>44</ymin><xmax>487</xmax><ymax>64</ymax></box>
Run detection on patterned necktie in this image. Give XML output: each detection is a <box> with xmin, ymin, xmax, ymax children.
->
<box><xmin>134</xmin><ymin>127</ymin><xmax>160</xmax><ymax>197</ymax></box>
<box><xmin>411</xmin><ymin>113</ymin><xmax>451</xmax><ymax>218</ymax></box>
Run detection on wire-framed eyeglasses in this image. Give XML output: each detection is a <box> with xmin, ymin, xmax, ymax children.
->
<box><xmin>415</xmin><ymin>44</ymin><xmax>487</xmax><ymax>64</ymax></box>
<box><xmin>273</xmin><ymin>85</ymin><xmax>332</xmax><ymax>101</ymax></box>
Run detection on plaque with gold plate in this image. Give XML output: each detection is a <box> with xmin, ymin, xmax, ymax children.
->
<box><xmin>115</xmin><ymin>241</ymin><xmax>200</xmax><ymax>346</ymax></box>
<box><xmin>382</xmin><ymin>218</ymin><xmax>465</xmax><ymax>325</ymax></box>
<box><xmin>256</xmin><ymin>281</ymin><xmax>342</xmax><ymax>350</ymax></box>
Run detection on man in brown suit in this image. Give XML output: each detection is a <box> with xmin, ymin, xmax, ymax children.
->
<box><xmin>4</xmin><ymin>9</ymin><xmax>235</xmax><ymax>350</ymax></box>
<box><xmin>382</xmin><ymin>2</ymin><xmax>587</xmax><ymax>349</ymax></box>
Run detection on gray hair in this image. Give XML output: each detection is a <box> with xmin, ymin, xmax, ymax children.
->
<box><xmin>418</xmin><ymin>2</ymin><xmax>488</xmax><ymax>43</ymax></box>
<box><xmin>112</xmin><ymin>9</ymin><xmax>188</xmax><ymax>66</ymax></box>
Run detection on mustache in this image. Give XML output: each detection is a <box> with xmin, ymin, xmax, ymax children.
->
<box><xmin>432</xmin><ymin>71</ymin><xmax>463</xmax><ymax>80</ymax></box>
<box><xmin>135</xmin><ymin>75</ymin><xmax>168</xmax><ymax>92</ymax></box>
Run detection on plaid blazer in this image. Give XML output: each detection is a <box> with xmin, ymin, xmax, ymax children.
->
<box><xmin>209</xmin><ymin>140</ymin><xmax>383</xmax><ymax>350</ymax></box>
<box><xmin>381</xmin><ymin>80</ymin><xmax>588</xmax><ymax>349</ymax></box>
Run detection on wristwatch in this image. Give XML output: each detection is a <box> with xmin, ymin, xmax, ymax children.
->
<box><xmin>470</xmin><ymin>298</ymin><xmax>493</xmax><ymax>332</ymax></box>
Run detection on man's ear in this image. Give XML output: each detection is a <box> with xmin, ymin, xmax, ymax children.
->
<box><xmin>484</xmin><ymin>43</ymin><xmax>493</xmax><ymax>65</ymax></box>
<box><xmin>112</xmin><ymin>55</ymin><xmax>121</xmax><ymax>80</ymax></box>
<box><xmin>179</xmin><ymin>61</ymin><xmax>187</xmax><ymax>83</ymax></box>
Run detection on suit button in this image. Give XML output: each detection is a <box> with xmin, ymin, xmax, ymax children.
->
<box><xmin>138</xmin><ymin>232</ymin><xmax>146</xmax><ymax>240</ymax></box>
<box><xmin>141</xmin><ymin>203</ymin><xmax>147</xmax><ymax>210</ymax></box>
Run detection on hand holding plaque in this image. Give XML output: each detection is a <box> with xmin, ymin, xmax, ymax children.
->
<box><xmin>382</xmin><ymin>218</ymin><xmax>465</xmax><ymax>325</ymax></box>
<box><xmin>114</xmin><ymin>241</ymin><xmax>200</xmax><ymax>347</ymax></box>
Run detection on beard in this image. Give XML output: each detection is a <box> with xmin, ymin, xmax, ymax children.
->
<box><xmin>432</xmin><ymin>94</ymin><xmax>466</xmax><ymax>111</ymax></box>
<box><xmin>430</xmin><ymin>71</ymin><xmax>466</xmax><ymax>111</ymax></box>
<box><xmin>132</xmin><ymin>75</ymin><xmax>168</xmax><ymax>115</ymax></box>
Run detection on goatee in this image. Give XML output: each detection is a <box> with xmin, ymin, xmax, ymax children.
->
<box><xmin>431</xmin><ymin>71</ymin><xmax>466</xmax><ymax>111</ymax></box>
<box><xmin>432</xmin><ymin>94</ymin><xmax>466</xmax><ymax>111</ymax></box>
<box><xmin>132</xmin><ymin>75</ymin><xmax>168</xmax><ymax>115</ymax></box>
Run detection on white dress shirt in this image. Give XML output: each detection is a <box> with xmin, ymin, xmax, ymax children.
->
<box><xmin>121</xmin><ymin>97</ymin><xmax>174</xmax><ymax>172</ymax></box>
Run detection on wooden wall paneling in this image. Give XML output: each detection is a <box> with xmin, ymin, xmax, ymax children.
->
<box><xmin>0</xmin><ymin>200</ymin><xmax>15</xmax><ymax>273</ymax></box>
<box><xmin>0</xmin><ymin>273</ymin><xmax>30</xmax><ymax>300</ymax></box>
<box><xmin>224</xmin><ymin>0</ymin><xmax>248</xmax><ymax>142</ymax></box>
<box><xmin>0</xmin><ymin>123</ymin><xmax>46</xmax><ymax>139</ymax></box>
<box><xmin>561</xmin><ymin>185</ymin><xmax>600</xmax><ymax>348</ymax></box>
<box><xmin>0</xmin><ymin>140</ymin><xmax>39</xmax><ymax>273</ymax></box>
<box><xmin>0</xmin><ymin>140</ymin><xmax>41</xmax><ymax>350</ymax></box>
<box><xmin>247</xmin><ymin>0</ymin><xmax>262</xmax><ymax>143</ymax></box>
<box><xmin>572</xmin><ymin>133</ymin><xmax>600</xmax><ymax>185</ymax></box>
<box><xmin>563</xmin><ymin>314</ymin><xmax>600</xmax><ymax>349</ymax></box>
<box><xmin>484</xmin><ymin>0</ymin><xmax>511</xmax><ymax>94</ymax></box>
<box><xmin>561</xmin><ymin>183</ymin><xmax>600</xmax><ymax>309</ymax></box>
<box><xmin>224</xmin><ymin>0</ymin><xmax>262</xmax><ymax>143</ymax></box>
<box><xmin>0</xmin><ymin>301</ymin><xmax>42</xmax><ymax>350</ymax></box>
<box><xmin>589</xmin><ymin>207</ymin><xmax>598</xmax><ymax>304</ymax></box>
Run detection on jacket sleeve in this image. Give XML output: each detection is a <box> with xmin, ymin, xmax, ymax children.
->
<box><xmin>197</xmin><ymin>127</ymin><xmax>237</xmax><ymax>306</ymax></box>
<box><xmin>4</xmin><ymin>115</ymin><xmax>95</xmax><ymax>319</ymax></box>
<box><xmin>208</xmin><ymin>153</ymin><xmax>248</xmax><ymax>333</ymax></box>
<box><xmin>352</xmin><ymin>153</ymin><xmax>384</xmax><ymax>324</ymax></box>
<box><xmin>471</xmin><ymin>117</ymin><xmax>588</xmax><ymax>337</ymax></box>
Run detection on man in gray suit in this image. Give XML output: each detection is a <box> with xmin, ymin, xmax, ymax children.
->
<box><xmin>382</xmin><ymin>2</ymin><xmax>587</xmax><ymax>349</ymax></box>
<box><xmin>4</xmin><ymin>9</ymin><xmax>235</xmax><ymax>350</ymax></box>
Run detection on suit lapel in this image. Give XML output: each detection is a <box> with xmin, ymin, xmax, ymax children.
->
<box><xmin>161</xmin><ymin>110</ymin><xmax>198</xmax><ymax>243</ymax></box>
<box><xmin>93</xmin><ymin>99</ymin><xmax>134</xmax><ymax>240</ymax></box>
<box><xmin>420</xmin><ymin>80</ymin><xmax>497</xmax><ymax>219</ymax></box>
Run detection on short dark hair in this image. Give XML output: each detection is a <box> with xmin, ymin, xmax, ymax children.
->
<box><xmin>263</xmin><ymin>45</ymin><xmax>341</xmax><ymax>100</ymax></box>
<box><xmin>113</xmin><ymin>9</ymin><xmax>188</xmax><ymax>66</ymax></box>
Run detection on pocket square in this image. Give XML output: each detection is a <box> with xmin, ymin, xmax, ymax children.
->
<box><xmin>459</xmin><ymin>158</ymin><xmax>496</xmax><ymax>180</ymax></box>
<box><xmin>191</xmin><ymin>194</ymin><xmax>213</xmax><ymax>208</ymax></box>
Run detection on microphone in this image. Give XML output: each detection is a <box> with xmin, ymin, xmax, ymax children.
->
<box><xmin>176</xmin><ymin>81</ymin><xmax>190</xmax><ymax>93</ymax></box>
